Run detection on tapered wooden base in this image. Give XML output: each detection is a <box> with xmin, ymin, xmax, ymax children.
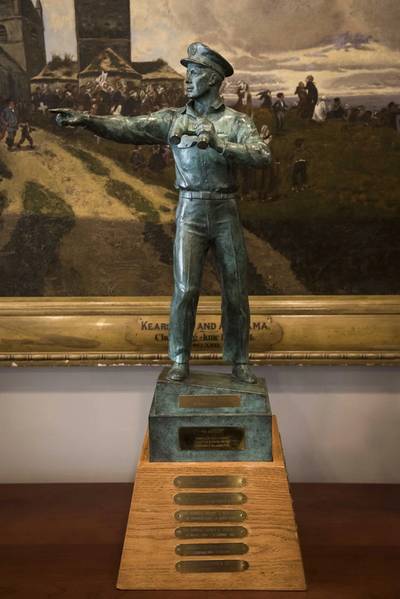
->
<box><xmin>117</xmin><ymin>417</ymin><xmax>306</xmax><ymax>590</ymax></box>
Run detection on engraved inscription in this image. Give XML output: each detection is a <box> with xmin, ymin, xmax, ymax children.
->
<box><xmin>179</xmin><ymin>394</ymin><xmax>241</xmax><ymax>408</ymax></box>
<box><xmin>137</xmin><ymin>315</ymin><xmax>283</xmax><ymax>351</ymax></box>
<box><xmin>179</xmin><ymin>427</ymin><xmax>245</xmax><ymax>451</ymax></box>
<box><xmin>175</xmin><ymin>526</ymin><xmax>248</xmax><ymax>539</ymax></box>
<box><xmin>174</xmin><ymin>493</ymin><xmax>247</xmax><ymax>506</ymax></box>
<box><xmin>176</xmin><ymin>560</ymin><xmax>249</xmax><ymax>573</ymax></box>
<box><xmin>174</xmin><ymin>475</ymin><xmax>246</xmax><ymax>488</ymax></box>
<box><xmin>176</xmin><ymin>543</ymin><xmax>249</xmax><ymax>556</ymax></box>
<box><xmin>175</xmin><ymin>510</ymin><xmax>247</xmax><ymax>523</ymax></box>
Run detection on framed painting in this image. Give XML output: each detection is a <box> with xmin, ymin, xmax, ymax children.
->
<box><xmin>0</xmin><ymin>0</ymin><xmax>399</xmax><ymax>366</ymax></box>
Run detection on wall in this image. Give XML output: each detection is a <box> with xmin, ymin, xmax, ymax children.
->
<box><xmin>0</xmin><ymin>0</ymin><xmax>46</xmax><ymax>77</ymax></box>
<box><xmin>0</xmin><ymin>47</ymin><xmax>30</xmax><ymax>101</ymax></box>
<box><xmin>21</xmin><ymin>0</ymin><xmax>46</xmax><ymax>77</ymax></box>
<box><xmin>0</xmin><ymin>365</ymin><xmax>399</xmax><ymax>484</ymax></box>
<box><xmin>0</xmin><ymin>17</ymin><xmax>27</xmax><ymax>73</ymax></box>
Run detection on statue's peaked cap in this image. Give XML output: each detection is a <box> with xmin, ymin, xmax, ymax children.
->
<box><xmin>181</xmin><ymin>42</ymin><xmax>234</xmax><ymax>78</ymax></box>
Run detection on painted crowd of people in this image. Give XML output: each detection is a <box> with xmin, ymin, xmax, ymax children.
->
<box><xmin>2</xmin><ymin>71</ymin><xmax>399</xmax><ymax>196</ymax></box>
<box><xmin>252</xmin><ymin>75</ymin><xmax>400</xmax><ymax>133</ymax></box>
<box><xmin>30</xmin><ymin>79</ymin><xmax>185</xmax><ymax>117</ymax></box>
<box><xmin>234</xmin><ymin>75</ymin><xmax>400</xmax><ymax>200</ymax></box>
<box><xmin>0</xmin><ymin>75</ymin><xmax>185</xmax><ymax>151</ymax></box>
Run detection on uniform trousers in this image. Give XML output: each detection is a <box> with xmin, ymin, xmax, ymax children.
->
<box><xmin>169</xmin><ymin>193</ymin><xmax>250</xmax><ymax>364</ymax></box>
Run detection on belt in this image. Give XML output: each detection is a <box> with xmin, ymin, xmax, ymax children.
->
<box><xmin>179</xmin><ymin>190</ymin><xmax>238</xmax><ymax>201</ymax></box>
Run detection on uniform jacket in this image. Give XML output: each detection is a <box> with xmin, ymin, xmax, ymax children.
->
<box><xmin>82</xmin><ymin>97</ymin><xmax>271</xmax><ymax>193</ymax></box>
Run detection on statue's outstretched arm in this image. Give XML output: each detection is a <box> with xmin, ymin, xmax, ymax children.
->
<box><xmin>50</xmin><ymin>108</ymin><xmax>175</xmax><ymax>145</ymax></box>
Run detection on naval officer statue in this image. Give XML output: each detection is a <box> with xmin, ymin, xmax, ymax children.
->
<box><xmin>53</xmin><ymin>42</ymin><xmax>272</xmax><ymax>383</ymax></box>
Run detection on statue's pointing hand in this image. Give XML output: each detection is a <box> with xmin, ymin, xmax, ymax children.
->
<box><xmin>49</xmin><ymin>108</ymin><xmax>86</xmax><ymax>128</ymax></box>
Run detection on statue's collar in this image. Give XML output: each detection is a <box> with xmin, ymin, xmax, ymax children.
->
<box><xmin>184</xmin><ymin>96</ymin><xmax>225</xmax><ymax>116</ymax></box>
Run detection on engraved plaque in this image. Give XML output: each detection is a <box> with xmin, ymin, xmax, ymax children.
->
<box><xmin>176</xmin><ymin>543</ymin><xmax>249</xmax><ymax>556</ymax></box>
<box><xmin>176</xmin><ymin>560</ymin><xmax>249</xmax><ymax>573</ymax></box>
<box><xmin>179</xmin><ymin>394</ymin><xmax>241</xmax><ymax>408</ymax></box>
<box><xmin>175</xmin><ymin>526</ymin><xmax>248</xmax><ymax>539</ymax></box>
<box><xmin>179</xmin><ymin>427</ymin><xmax>245</xmax><ymax>451</ymax></box>
<box><xmin>174</xmin><ymin>475</ymin><xmax>246</xmax><ymax>488</ymax></box>
<box><xmin>175</xmin><ymin>510</ymin><xmax>247</xmax><ymax>522</ymax></box>
<box><xmin>174</xmin><ymin>492</ymin><xmax>247</xmax><ymax>505</ymax></box>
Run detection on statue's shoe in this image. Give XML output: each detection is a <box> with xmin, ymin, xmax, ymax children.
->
<box><xmin>166</xmin><ymin>362</ymin><xmax>189</xmax><ymax>382</ymax></box>
<box><xmin>232</xmin><ymin>363</ymin><xmax>257</xmax><ymax>384</ymax></box>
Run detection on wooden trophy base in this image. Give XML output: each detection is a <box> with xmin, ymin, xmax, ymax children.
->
<box><xmin>117</xmin><ymin>417</ymin><xmax>306</xmax><ymax>590</ymax></box>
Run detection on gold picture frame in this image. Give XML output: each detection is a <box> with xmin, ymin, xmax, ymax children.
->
<box><xmin>1</xmin><ymin>295</ymin><xmax>399</xmax><ymax>366</ymax></box>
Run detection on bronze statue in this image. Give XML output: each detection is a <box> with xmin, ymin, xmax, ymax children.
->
<box><xmin>52</xmin><ymin>42</ymin><xmax>272</xmax><ymax>383</ymax></box>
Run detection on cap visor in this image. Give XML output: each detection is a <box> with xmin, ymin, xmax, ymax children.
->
<box><xmin>180</xmin><ymin>57</ymin><xmax>232</xmax><ymax>77</ymax></box>
<box><xmin>181</xmin><ymin>58</ymin><xmax>206</xmax><ymax>68</ymax></box>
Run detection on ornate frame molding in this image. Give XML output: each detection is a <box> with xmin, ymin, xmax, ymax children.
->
<box><xmin>0</xmin><ymin>296</ymin><xmax>399</xmax><ymax>366</ymax></box>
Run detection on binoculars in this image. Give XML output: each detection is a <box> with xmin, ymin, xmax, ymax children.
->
<box><xmin>169</xmin><ymin>115</ymin><xmax>209</xmax><ymax>149</ymax></box>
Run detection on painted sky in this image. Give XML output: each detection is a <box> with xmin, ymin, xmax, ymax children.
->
<box><xmin>41</xmin><ymin>0</ymin><xmax>400</xmax><ymax>97</ymax></box>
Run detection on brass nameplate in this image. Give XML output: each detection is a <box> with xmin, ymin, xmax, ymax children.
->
<box><xmin>179</xmin><ymin>427</ymin><xmax>245</xmax><ymax>451</ymax></box>
<box><xmin>176</xmin><ymin>543</ymin><xmax>249</xmax><ymax>556</ymax></box>
<box><xmin>176</xmin><ymin>560</ymin><xmax>249</xmax><ymax>573</ymax></box>
<box><xmin>174</xmin><ymin>475</ymin><xmax>246</xmax><ymax>488</ymax></box>
<box><xmin>174</xmin><ymin>492</ymin><xmax>247</xmax><ymax>506</ymax></box>
<box><xmin>175</xmin><ymin>510</ymin><xmax>247</xmax><ymax>523</ymax></box>
<box><xmin>175</xmin><ymin>526</ymin><xmax>248</xmax><ymax>539</ymax></box>
<box><xmin>179</xmin><ymin>394</ymin><xmax>241</xmax><ymax>408</ymax></box>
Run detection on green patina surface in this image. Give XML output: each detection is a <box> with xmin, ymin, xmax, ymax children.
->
<box><xmin>149</xmin><ymin>368</ymin><xmax>272</xmax><ymax>463</ymax></box>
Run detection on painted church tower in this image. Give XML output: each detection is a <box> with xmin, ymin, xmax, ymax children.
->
<box><xmin>74</xmin><ymin>0</ymin><xmax>131</xmax><ymax>71</ymax></box>
<box><xmin>0</xmin><ymin>0</ymin><xmax>46</xmax><ymax>77</ymax></box>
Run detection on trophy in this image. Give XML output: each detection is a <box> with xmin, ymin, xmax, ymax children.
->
<box><xmin>53</xmin><ymin>41</ymin><xmax>305</xmax><ymax>592</ymax></box>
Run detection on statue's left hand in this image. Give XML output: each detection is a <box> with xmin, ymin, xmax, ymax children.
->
<box><xmin>195</xmin><ymin>118</ymin><xmax>223</xmax><ymax>151</ymax></box>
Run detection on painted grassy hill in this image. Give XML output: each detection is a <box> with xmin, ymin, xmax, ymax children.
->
<box><xmin>243</xmin><ymin>108</ymin><xmax>400</xmax><ymax>293</ymax></box>
<box><xmin>0</xmin><ymin>120</ymin><xmax>305</xmax><ymax>296</ymax></box>
<box><xmin>0</xmin><ymin>108</ymin><xmax>398</xmax><ymax>296</ymax></box>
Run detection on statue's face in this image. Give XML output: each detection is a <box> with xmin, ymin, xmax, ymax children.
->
<box><xmin>185</xmin><ymin>63</ymin><xmax>216</xmax><ymax>99</ymax></box>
